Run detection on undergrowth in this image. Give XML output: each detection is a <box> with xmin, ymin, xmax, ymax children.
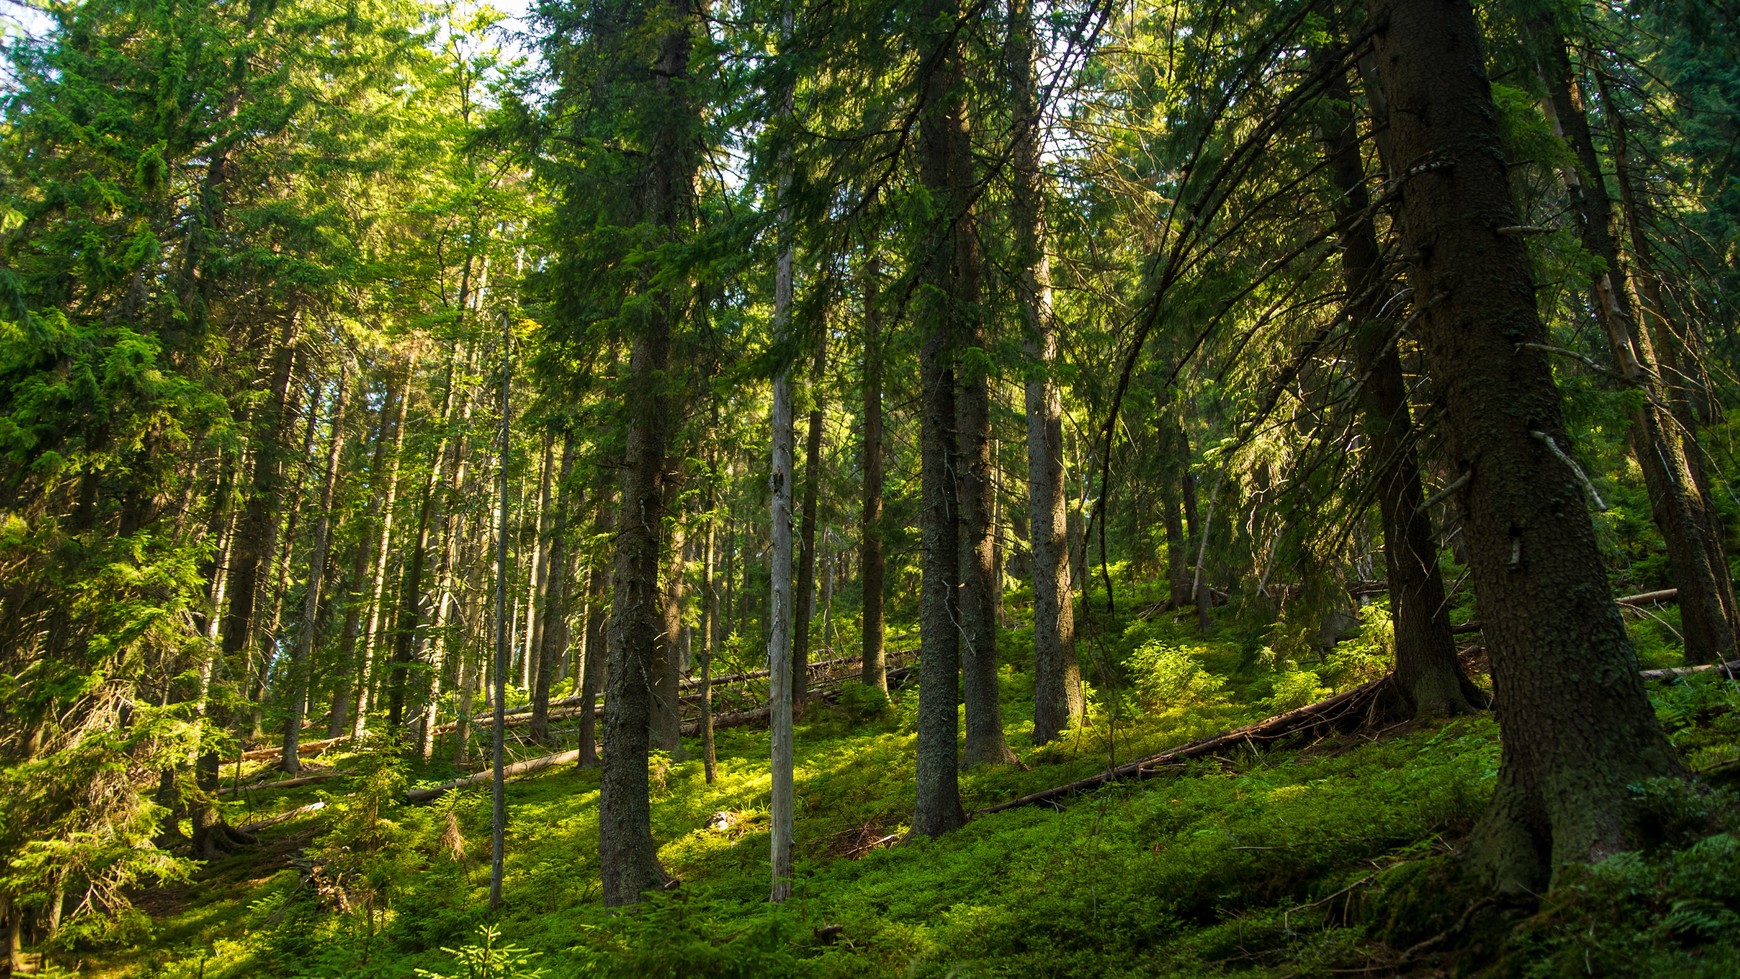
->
<box><xmin>91</xmin><ymin>597</ymin><xmax>1740</xmax><ymax>978</ymax></box>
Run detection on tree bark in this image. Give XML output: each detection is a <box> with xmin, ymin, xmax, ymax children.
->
<box><xmin>1010</xmin><ymin>0</ymin><xmax>1082</xmax><ymax>745</ymax></box>
<box><xmin>650</xmin><ymin>474</ymin><xmax>687</xmax><ymax>756</ymax></box>
<box><xmin>1369</xmin><ymin>0</ymin><xmax>1684</xmax><ymax>894</ymax></box>
<box><xmin>793</xmin><ymin>338</ymin><xmax>827</xmax><ymax>711</ymax></box>
<box><xmin>860</xmin><ymin>256</ymin><xmax>888</xmax><ymax>693</ymax></box>
<box><xmin>1320</xmin><ymin>42</ymin><xmax>1476</xmax><ymax>717</ymax></box>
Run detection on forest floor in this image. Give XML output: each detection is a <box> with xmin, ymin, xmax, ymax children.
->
<box><xmin>74</xmin><ymin>585</ymin><xmax>1740</xmax><ymax>978</ymax></box>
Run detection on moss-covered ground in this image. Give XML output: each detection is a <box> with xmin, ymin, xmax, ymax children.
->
<box><xmin>83</xmin><ymin>581</ymin><xmax>1740</xmax><ymax>978</ymax></box>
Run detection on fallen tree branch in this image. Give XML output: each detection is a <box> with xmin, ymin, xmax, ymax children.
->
<box><xmin>1639</xmin><ymin>658</ymin><xmax>1740</xmax><ymax>681</ymax></box>
<box><xmin>406</xmin><ymin>750</ymin><xmax>582</xmax><ymax>803</ymax></box>
<box><xmin>973</xmin><ymin>675</ymin><xmax>1396</xmax><ymax>816</ymax></box>
<box><xmin>240</xmin><ymin>800</ymin><xmax>327</xmax><ymax>832</ymax></box>
<box><xmin>235</xmin><ymin>736</ymin><xmax>344</xmax><ymax>764</ymax></box>
<box><xmin>219</xmin><ymin>769</ymin><xmax>351</xmax><ymax>796</ymax></box>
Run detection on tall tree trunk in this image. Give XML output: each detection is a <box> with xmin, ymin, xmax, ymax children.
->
<box><xmin>793</xmin><ymin>337</ymin><xmax>827</xmax><ymax>710</ymax></box>
<box><xmin>577</xmin><ymin>486</ymin><xmax>613</xmax><ymax>769</ymax></box>
<box><xmin>328</xmin><ymin>373</ymin><xmax>393</xmax><ymax>738</ymax></box>
<box><xmin>910</xmin><ymin>0</ymin><xmax>974</xmax><ymax>833</ymax></box>
<box><xmin>1320</xmin><ymin>42</ymin><xmax>1475</xmax><ymax>717</ymax></box>
<box><xmin>860</xmin><ymin>256</ymin><xmax>888</xmax><ymax>692</ymax></box>
<box><xmin>1010</xmin><ymin>0</ymin><xmax>1082</xmax><ymax>744</ymax></box>
<box><xmin>701</xmin><ymin>444</ymin><xmax>720</xmax><ymax>783</ymax></box>
<box><xmin>597</xmin><ymin>0</ymin><xmax>694</xmax><ymax>904</ymax></box>
<box><xmin>649</xmin><ymin>472</ymin><xmax>688</xmax><ymax>755</ymax></box>
<box><xmin>1369</xmin><ymin>0</ymin><xmax>1684</xmax><ymax>894</ymax></box>
<box><xmin>524</xmin><ymin>435</ymin><xmax>555</xmax><ymax>692</ymax></box>
<box><xmin>349</xmin><ymin>356</ymin><xmax>411</xmax><ymax>739</ymax></box>
<box><xmin>1531</xmin><ymin>25</ymin><xmax>1734</xmax><ymax>665</ymax></box>
<box><xmin>1159</xmin><ymin>413</ymin><xmax>1192</xmax><ymax>607</ymax></box>
<box><xmin>531</xmin><ymin>434</ymin><xmax>577</xmax><ymax>743</ymax></box>
<box><xmin>766</xmin><ymin>2</ymin><xmax>800</xmax><ymax>896</ymax></box>
<box><xmin>199</xmin><ymin>312</ymin><xmax>299</xmax><ymax>858</ymax></box>
<box><xmin>282</xmin><ymin>370</ymin><xmax>349</xmax><ymax>772</ymax></box>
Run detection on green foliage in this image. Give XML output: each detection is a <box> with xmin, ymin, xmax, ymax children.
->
<box><xmin>415</xmin><ymin>925</ymin><xmax>545</xmax><ymax>979</ymax></box>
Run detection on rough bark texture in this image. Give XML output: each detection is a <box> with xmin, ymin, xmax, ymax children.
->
<box><xmin>595</xmin><ymin>0</ymin><xmax>695</xmax><ymax>906</ymax></box>
<box><xmin>1532</xmin><ymin>24</ymin><xmax>1734</xmax><ymax>665</ymax></box>
<box><xmin>1320</xmin><ymin>45</ymin><xmax>1475</xmax><ymax>717</ymax></box>
<box><xmin>1369</xmin><ymin>0</ymin><xmax>1684</xmax><ymax>894</ymax></box>
<box><xmin>910</xmin><ymin>0</ymin><xmax>973</xmax><ymax>833</ymax></box>
<box><xmin>860</xmin><ymin>257</ymin><xmax>888</xmax><ymax>692</ymax></box>
<box><xmin>1010</xmin><ymin>0</ymin><xmax>1082</xmax><ymax>745</ymax></box>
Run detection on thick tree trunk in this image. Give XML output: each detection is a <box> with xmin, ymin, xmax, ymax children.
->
<box><xmin>282</xmin><ymin>371</ymin><xmax>349</xmax><ymax>772</ymax></box>
<box><xmin>793</xmin><ymin>339</ymin><xmax>827</xmax><ymax>711</ymax></box>
<box><xmin>596</xmin><ymin>0</ymin><xmax>694</xmax><ymax>905</ymax></box>
<box><xmin>1320</xmin><ymin>44</ymin><xmax>1475</xmax><ymax>717</ymax></box>
<box><xmin>910</xmin><ymin>0</ymin><xmax>977</xmax><ymax>832</ymax></box>
<box><xmin>1370</xmin><ymin>0</ymin><xmax>1684</xmax><ymax>893</ymax></box>
<box><xmin>860</xmin><ymin>256</ymin><xmax>888</xmax><ymax>692</ymax></box>
<box><xmin>1010</xmin><ymin>0</ymin><xmax>1081</xmax><ymax>744</ymax></box>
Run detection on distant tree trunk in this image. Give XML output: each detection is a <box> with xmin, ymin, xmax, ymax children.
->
<box><xmin>329</xmin><ymin>367</ymin><xmax>402</xmax><ymax>738</ymax></box>
<box><xmin>860</xmin><ymin>256</ymin><xmax>888</xmax><ymax>692</ymax></box>
<box><xmin>1010</xmin><ymin>0</ymin><xmax>1081</xmax><ymax>745</ymax></box>
<box><xmin>282</xmin><ymin>369</ymin><xmax>349</xmax><ymax>772</ymax></box>
<box><xmin>1603</xmin><ymin>83</ymin><xmax>1737</xmax><ymax>636</ymax></box>
<box><xmin>1369</xmin><ymin>0</ymin><xmax>1684</xmax><ymax>893</ymax></box>
<box><xmin>531</xmin><ymin>434</ymin><xmax>576</xmax><ymax>743</ymax></box>
<box><xmin>524</xmin><ymin>435</ymin><xmax>555</xmax><ymax>691</ymax></box>
<box><xmin>1320</xmin><ymin>43</ymin><xmax>1475</xmax><ymax>717</ymax></box>
<box><xmin>1158</xmin><ymin>413</ymin><xmax>1192</xmax><ymax>606</ymax></box>
<box><xmin>793</xmin><ymin>337</ymin><xmax>827</xmax><ymax>711</ymax></box>
<box><xmin>650</xmin><ymin>475</ymin><xmax>686</xmax><ymax>756</ymax></box>
<box><xmin>701</xmin><ymin>445</ymin><xmax>720</xmax><ymax>783</ymax></box>
<box><xmin>349</xmin><ymin>356</ymin><xmax>411</xmax><ymax>739</ymax></box>
<box><xmin>199</xmin><ymin>312</ymin><xmax>299</xmax><ymax>858</ymax></box>
<box><xmin>1532</xmin><ymin>24</ymin><xmax>1735</xmax><ymax>665</ymax></box>
<box><xmin>577</xmin><ymin>490</ymin><xmax>612</xmax><ymax>769</ymax></box>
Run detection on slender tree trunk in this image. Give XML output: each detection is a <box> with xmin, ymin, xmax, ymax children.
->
<box><xmin>1370</xmin><ymin>0</ymin><xmax>1684</xmax><ymax>893</ymax></box>
<box><xmin>766</xmin><ymin>2</ymin><xmax>800</xmax><ymax>896</ymax></box>
<box><xmin>701</xmin><ymin>445</ymin><xmax>720</xmax><ymax>783</ymax></box>
<box><xmin>1531</xmin><ymin>26</ymin><xmax>1734</xmax><ymax>664</ymax></box>
<box><xmin>282</xmin><ymin>370</ymin><xmax>349</xmax><ymax>772</ymax></box>
<box><xmin>490</xmin><ymin>314</ymin><xmax>513</xmax><ymax>912</ymax></box>
<box><xmin>349</xmin><ymin>358</ymin><xmax>411</xmax><ymax>739</ymax></box>
<box><xmin>531</xmin><ymin>435</ymin><xmax>576</xmax><ymax>743</ymax></box>
<box><xmin>793</xmin><ymin>338</ymin><xmax>827</xmax><ymax>711</ymax></box>
<box><xmin>860</xmin><ymin>256</ymin><xmax>888</xmax><ymax>692</ymax></box>
<box><xmin>650</xmin><ymin>473</ymin><xmax>686</xmax><ymax>755</ymax></box>
<box><xmin>1159</xmin><ymin>413</ymin><xmax>1192</xmax><ymax>607</ymax></box>
<box><xmin>1320</xmin><ymin>42</ymin><xmax>1475</xmax><ymax>717</ymax></box>
<box><xmin>577</xmin><ymin>489</ymin><xmax>612</xmax><ymax>769</ymax></box>
<box><xmin>1010</xmin><ymin>0</ymin><xmax>1081</xmax><ymax>744</ymax></box>
<box><xmin>524</xmin><ymin>435</ymin><xmax>554</xmax><ymax>692</ymax></box>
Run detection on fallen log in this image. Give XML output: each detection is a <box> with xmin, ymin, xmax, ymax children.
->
<box><xmin>406</xmin><ymin>750</ymin><xmax>583</xmax><ymax>804</ymax></box>
<box><xmin>235</xmin><ymin>736</ymin><xmax>344</xmax><ymax>764</ymax></box>
<box><xmin>220</xmin><ymin>769</ymin><xmax>351</xmax><ymax>796</ymax></box>
<box><xmin>240</xmin><ymin>800</ymin><xmax>327</xmax><ymax>832</ymax></box>
<box><xmin>1640</xmin><ymin>658</ymin><xmax>1740</xmax><ymax>681</ymax></box>
<box><xmin>973</xmin><ymin>675</ymin><xmax>1395</xmax><ymax>816</ymax></box>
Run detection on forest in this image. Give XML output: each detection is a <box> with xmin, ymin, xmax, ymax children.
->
<box><xmin>2</xmin><ymin>0</ymin><xmax>1740</xmax><ymax>974</ymax></box>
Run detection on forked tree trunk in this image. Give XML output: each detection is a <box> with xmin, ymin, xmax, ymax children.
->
<box><xmin>1369</xmin><ymin>0</ymin><xmax>1684</xmax><ymax>893</ymax></box>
